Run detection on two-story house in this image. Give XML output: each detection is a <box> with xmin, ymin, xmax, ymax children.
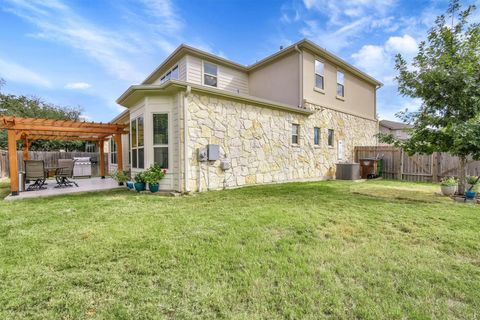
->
<box><xmin>111</xmin><ymin>39</ymin><xmax>382</xmax><ymax>192</ymax></box>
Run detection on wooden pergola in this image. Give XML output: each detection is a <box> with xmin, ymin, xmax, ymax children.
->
<box><xmin>0</xmin><ymin>116</ymin><xmax>128</xmax><ymax>196</ymax></box>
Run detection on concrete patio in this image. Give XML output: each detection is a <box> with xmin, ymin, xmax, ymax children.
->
<box><xmin>5</xmin><ymin>177</ymin><xmax>123</xmax><ymax>200</ymax></box>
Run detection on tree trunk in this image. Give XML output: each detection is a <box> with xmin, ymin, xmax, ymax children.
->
<box><xmin>458</xmin><ymin>156</ymin><xmax>467</xmax><ymax>195</ymax></box>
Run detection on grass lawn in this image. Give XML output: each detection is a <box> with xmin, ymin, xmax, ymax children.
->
<box><xmin>1</xmin><ymin>179</ymin><xmax>479</xmax><ymax>319</ymax></box>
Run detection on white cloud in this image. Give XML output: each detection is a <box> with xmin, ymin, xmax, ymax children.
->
<box><xmin>385</xmin><ymin>34</ymin><xmax>418</xmax><ymax>56</ymax></box>
<box><xmin>351</xmin><ymin>34</ymin><xmax>418</xmax><ymax>85</ymax></box>
<box><xmin>64</xmin><ymin>82</ymin><xmax>91</xmax><ymax>90</ymax></box>
<box><xmin>0</xmin><ymin>58</ymin><xmax>51</xmax><ymax>87</ymax></box>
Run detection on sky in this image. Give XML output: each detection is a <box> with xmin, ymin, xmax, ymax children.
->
<box><xmin>0</xmin><ymin>0</ymin><xmax>475</xmax><ymax>122</ymax></box>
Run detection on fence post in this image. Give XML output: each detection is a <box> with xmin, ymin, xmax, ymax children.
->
<box><xmin>432</xmin><ymin>152</ymin><xmax>439</xmax><ymax>182</ymax></box>
<box><xmin>398</xmin><ymin>149</ymin><xmax>404</xmax><ymax>180</ymax></box>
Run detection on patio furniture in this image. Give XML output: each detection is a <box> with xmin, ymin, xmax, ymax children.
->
<box><xmin>55</xmin><ymin>159</ymin><xmax>78</xmax><ymax>188</ymax></box>
<box><xmin>24</xmin><ymin>160</ymin><xmax>47</xmax><ymax>191</ymax></box>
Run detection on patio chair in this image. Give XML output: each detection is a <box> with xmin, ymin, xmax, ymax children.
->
<box><xmin>24</xmin><ymin>160</ymin><xmax>47</xmax><ymax>191</ymax></box>
<box><xmin>55</xmin><ymin>159</ymin><xmax>78</xmax><ymax>188</ymax></box>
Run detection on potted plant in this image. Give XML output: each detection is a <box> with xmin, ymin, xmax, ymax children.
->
<box><xmin>144</xmin><ymin>164</ymin><xmax>167</xmax><ymax>193</ymax></box>
<box><xmin>440</xmin><ymin>177</ymin><xmax>457</xmax><ymax>196</ymax></box>
<box><xmin>465</xmin><ymin>175</ymin><xmax>479</xmax><ymax>199</ymax></box>
<box><xmin>110</xmin><ymin>170</ymin><xmax>129</xmax><ymax>186</ymax></box>
<box><xmin>134</xmin><ymin>172</ymin><xmax>146</xmax><ymax>192</ymax></box>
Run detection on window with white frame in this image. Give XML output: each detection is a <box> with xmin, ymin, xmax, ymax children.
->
<box><xmin>203</xmin><ymin>62</ymin><xmax>218</xmax><ymax>87</ymax></box>
<box><xmin>131</xmin><ymin>116</ymin><xmax>144</xmax><ymax>169</ymax></box>
<box><xmin>328</xmin><ymin>129</ymin><xmax>334</xmax><ymax>147</ymax></box>
<box><xmin>110</xmin><ymin>138</ymin><xmax>117</xmax><ymax>164</ymax></box>
<box><xmin>336</xmin><ymin>71</ymin><xmax>345</xmax><ymax>97</ymax></box>
<box><xmin>160</xmin><ymin>65</ymin><xmax>179</xmax><ymax>84</ymax></box>
<box><xmin>153</xmin><ymin>113</ymin><xmax>169</xmax><ymax>169</ymax></box>
<box><xmin>314</xmin><ymin>127</ymin><xmax>320</xmax><ymax>145</ymax></box>
<box><xmin>315</xmin><ymin>60</ymin><xmax>325</xmax><ymax>90</ymax></box>
<box><xmin>292</xmin><ymin>124</ymin><xmax>299</xmax><ymax>144</ymax></box>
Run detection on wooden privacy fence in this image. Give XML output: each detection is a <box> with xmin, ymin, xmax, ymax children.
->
<box><xmin>0</xmin><ymin>150</ymin><xmax>107</xmax><ymax>178</ymax></box>
<box><xmin>355</xmin><ymin>146</ymin><xmax>480</xmax><ymax>182</ymax></box>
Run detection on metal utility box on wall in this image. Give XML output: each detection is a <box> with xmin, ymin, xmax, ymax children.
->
<box><xmin>198</xmin><ymin>148</ymin><xmax>208</xmax><ymax>162</ymax></box>
<box><xmin>207</xmin><ymin>144</ymin><xmax>219</xmax><ymax>161</ymax></box>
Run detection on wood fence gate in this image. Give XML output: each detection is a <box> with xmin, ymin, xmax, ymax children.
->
<box><xmin>355</xmin><ymin>146</ymin><xmax>480</xmax><ymax>182</ymax></box>
<box><xmin>0</xmin><ymin>150</ymin><xmax>108</xmax><ymax>178</ymax></box>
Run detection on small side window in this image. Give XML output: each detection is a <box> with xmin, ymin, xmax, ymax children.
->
<box><xmin>314</xmin><ymin>127</ymin><xmax>320</xmax><ymax>145</ymax></box>
<box><xmin>328</xmin><ymin>129</ymin><xmax>334</xmax><ymax>147</ymax></box>
<box><xmin>336</xmin><ymin>71</ymin><xmax>345</xmax><ymax>97</ymax></box>
<box><xmin>292</xmin><ymin>124</ymin><xmax>299</xmax><ymax>144</ymax></box>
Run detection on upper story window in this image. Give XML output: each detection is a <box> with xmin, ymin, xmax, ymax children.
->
<box><xmin>315</xmin><ymin>60</ymin><xmax>325</xmax><ymax>90</ymax></box>
<box><xmin>131</xmin><ymin>116</ymin><xmax>144</xmax><ymax>169</ymax></box>
<box><xmin>160</xmin><ymin>65</ymin><xmax>179</xmax><ymax>84</ymax></box>
<box><xmin>203</xmin><ymin>62</ymin><xmax>218</xmax><ymax>87</ymax></box>
<box><xmin>292</xmin><ymin>124</ymin><xmax>299</xmax><ymax>144</ymax></box>
<box><xmin>314</xmin><ymin>127</ymin><xmax>320</xmax><ymax>145</ymax></box>
<box><xmin>336</xmin><ymin>71</ymin><xmax>345</xmax><ymax>97</ymax></box>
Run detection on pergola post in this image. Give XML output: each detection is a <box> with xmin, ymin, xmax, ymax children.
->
<box><xmin>8</xmin><ymin>130</ymin><xmax>19</xmax><ymax>196</ymax></box>
<box><xmin>114</xmin><ymin>133</ymin><xmax>123</xmax><ymax>173</ymax></box>
<box><xmin>99</xmin><ymin>140</ymin><xmax>106</xmax><ymax>179</ymax></box>
<box><xmin>22</xmin><ymin>136</ymin><xmax>30</xmax><ymax>161</ymax></box>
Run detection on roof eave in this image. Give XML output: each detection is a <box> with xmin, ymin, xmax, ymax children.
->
<box><xmin>117</xmin><ymin>80</ymin><xmax>313</xmax><ymax>115</ymax></box>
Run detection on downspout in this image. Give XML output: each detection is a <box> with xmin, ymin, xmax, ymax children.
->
<box><xmin>294</xmin><ymin>45</ymin><xmax>303</xmax><ymax>108</ymax></box>
<box><xmin>183</xmin><ymin>85</ymin><xmax>191</xmax><ymax>193</ymax></box>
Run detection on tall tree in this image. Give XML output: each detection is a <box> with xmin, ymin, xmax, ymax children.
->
<box><xmin>0</xmin><ymin>79</ymin><xmax>86</xmax><ymax>151</ymax></box>
<box><xmin>381</xmin><ymin>0</ymin><xmax>480</xmax><ymax>194</ymax></box>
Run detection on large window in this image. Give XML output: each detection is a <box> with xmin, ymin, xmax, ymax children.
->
<box><xmin>336</xmin><ymin>71</ymin><xmax>345</xmax><ymax>97</ymax></box>
<box><xmin>314</xmin><ymin>127</ymin><xmax>320</xmax><ymax>145</ymax></box>
<box><xmin>315</xmin><ymin>60</ymin><xmax>325</xmax><ymax>90</ymax></box>
<box><xmin>131</xmin><ymin>116</ymin><xmax>144</xmax><ymax>169</ymax></box>
<box><xmin>160</xmin><ymin>65</ymin><xmax>179</xmax><ymax>84</ymax></box>
<box><xmin>153</xmin><ymin>113</ymin><xmax>169</xmax><ymax>169</ymax></box>
<box><xmin>110</xmin><ymin>138</ymin><xmax>117</xmax><ymax>164</ymax></box>
<box><xmin>203</xmin><ymin>62</ymin><xmax>218</xmax><ymax>87</ymax></box>
<box><xmin>292</xmin><ymin>124</ymin><xmax>299</xmax><ymax>144</ymax></box>
<box><xmin>328</xmin><ymin>129</ymin><xmax>334</xmax><ymax>147</ymax></box>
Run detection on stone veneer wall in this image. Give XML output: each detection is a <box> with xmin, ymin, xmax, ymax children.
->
<box><xmin>187</xmin><ymin>93</ymin><xmax>378</xmax><ymax>192</ymax></box>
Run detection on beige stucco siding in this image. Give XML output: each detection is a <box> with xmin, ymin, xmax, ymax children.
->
<box><xmin>186</xmin><ymin>55</ymin><xmax>249</xmax><ymax>94</ymax></box>
<box><xmin>248</xmin><ymin>51</ymin><xmax>300</xmax><ymax>107</ymax></box>
<box><xmin>302</xmin><ymin>50</ymin><xmax>376</xmax><ymax>120</ymax></box>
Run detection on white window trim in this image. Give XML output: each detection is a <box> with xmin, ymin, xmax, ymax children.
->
<box><xmin>151</xmin><ymin>112</ymin><xmax>171</xmax><ymax>170</ymax></box>
<box><xmin>202</xmin><ymin>61</ymin><xmax>218</xmax><ymax>87</ymax></box>
<box><xmin>314</xmin><ymin>59</ymin><xmax>325</xmax><ymax>92</ymax></box>
<box><xmin>131</xmin><ymin>116</ymin><xmax>145</xmax><ymax>169</ymax></box>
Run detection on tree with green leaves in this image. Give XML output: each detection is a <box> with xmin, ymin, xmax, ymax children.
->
<box><xmin>0</xmin><ymin>79</ymin><xmax>86</xmax><ymax>151</ymax></box>
<box><xmin>381</xmin><ymin>0</ymin><xmax>480</xmax><ymax>194</ymax></box>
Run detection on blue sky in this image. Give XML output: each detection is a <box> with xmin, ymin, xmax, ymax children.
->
<box><xmin>0</xmin><ymin>0</ymin><xmax>474</xmax><ymax>122</ymax></box>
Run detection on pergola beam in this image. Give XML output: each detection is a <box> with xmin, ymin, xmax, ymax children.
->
<box><xmin>2</xmin><ymin>116</ymin><xmax>127</xmax><ymax>130</ymax></box>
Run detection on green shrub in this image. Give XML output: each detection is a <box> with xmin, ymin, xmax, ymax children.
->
<box><xmin>144</xmin><ymin>164</ymin><xmax>167</xmax><ymax>185</ymax></box>
<box><xmin>440</xmin><ymin>177</ymin><xmax>457</xmax><ymax>187</ymax></box>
